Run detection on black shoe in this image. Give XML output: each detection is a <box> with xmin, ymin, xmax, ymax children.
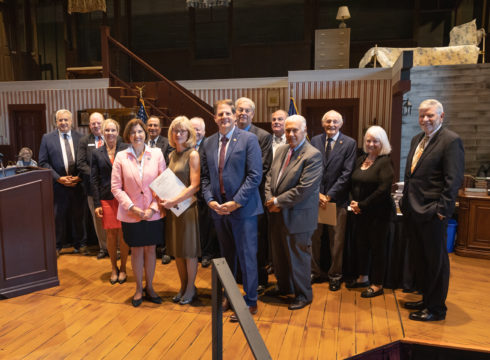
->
<box><xmin>265</xmin><ymin>286</ymin><xmax>290</xmax><ymax>297</ymax></box>
<box><xmin>201</xmin><ymin>257</ymin><xmax>211</xmax><ymax>268</ymax></box>
<box><xmin>288</xmin><ymin>298</ymin><xmax>311</xmax><ymax>310</ymax></box>
<box><xmin>179</xmin><ymin>290</ymin><xmax>197</xmax><ymax>305</ymax></box>
<box><xmin>118</xmin><ymin>272</ymin><xmax>127</xmax><ymax>284</ymax></box>
<box><xmin>172</xmin><ymin>293</ymin><xmax>183</xmax><ymax>303</ymax></box>
<box><xmin>361</xmin><ymin>287</ymin><xmax>384</xmax><ymax>298</ymax></box>
<box><xmin>144</xmin><ymin>293</ymin><xmax>163</xmax><ymax>304</ymax></box>
<box><xmin>404</xmin><ymin>300</ymin><xmax>425</xmax><ymax>310</ymax></box>
<box><xmin>345</xmin><ymin>280</ymin><xmax>370</xmax><ymax>289</ymax></box>
<box><xmin>329</xmin><ymin>279</ymin><xmax>341</xmax><ymax>292</ymax></box>
<box><xmin>162</xmin><ymin>254</ymin><xmax>171</xmax><ymax>264</ymax></box>
<box><xmin>409</xmin><ymin>309</ymin><xmax>446</xmax><ymax>322</ymax></box>
<box><xmin>97</xmin><ymin>250</ymin><xmax>108</xmax><ymax>259</ymax></box>
<box><xmin>132</xmin><ymin>297</ymin><xmax>143</xmax><ymax>307</ymax></box>
<box><xmin>257</xmin><ymin>285</ymin><xmax>266</xmax><ymax>295</ymax></box>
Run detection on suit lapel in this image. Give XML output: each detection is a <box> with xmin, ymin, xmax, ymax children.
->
<box><xmin>411</xmin><ymin>131</ymin><xmax>435</xmax><ymax>174</ymax></box>
<box><xmin>223</xmin><ymin>128</ymin><xmax>239</xmax><ymax>168</ymax></box>
<box><xmin>272</xmin><ymin>145</ymin><xmax>289</xmax><ymax>191</ymax></box>
<box><xmin>126</xmin><ymin>149</ymin><xmax>143</xmax><ymax>188</ymax></box>
<box><xmin>325</xmin><ymin>133</ymin><xmax>343</xmax><ymax>168</ymax></box>
<box><xmin>276</xmin><ymin>143</ymin><xmax>306</xmax><ymax>188</ymax></box>
<box><xmin>102</xmin><ymin>147</ymin><xmax>112</xmax><ymax>168</ymax></box>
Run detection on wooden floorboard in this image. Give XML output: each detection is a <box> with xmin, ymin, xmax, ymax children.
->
<box><xmin>0</xmin><ymin>252</ymin><xmax>489</xmax><ymax>359</ymax></box>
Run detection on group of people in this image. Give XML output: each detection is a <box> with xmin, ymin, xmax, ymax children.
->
<box><xmin>36</xmin><ymin>96</ymin><xmax>464</xmax><ymax>322</ymax></box>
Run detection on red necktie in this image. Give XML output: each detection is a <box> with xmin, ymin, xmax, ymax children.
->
<box><xmin>219</xmin><ymin>136</ymin><xmax>229</xmax><ymax>195</ymax></box>
<box><xmin>277</xmin><ymin>147</ymin><xmax>293</xmax><ymax>184</ymax></box>
<box><xmin>97</xmin><ymin>137</ymin><xmax>103</xmax><ymax>148</ymax></box>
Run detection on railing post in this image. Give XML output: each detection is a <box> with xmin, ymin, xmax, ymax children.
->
<box><xmin>212</xmin><ymin>262</ymin><xmax>223</xmax><ymax>360</ymax></box>
<box><xmin>100</xmin><ymin>26</ymin><xmax>110</xmax><ymax>78</ymax></box>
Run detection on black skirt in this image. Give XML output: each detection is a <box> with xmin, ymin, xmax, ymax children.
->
<box><xmin>121</xmin><ymin>219</ymin><xmax>163</xmax><ymax>247</ymax></box>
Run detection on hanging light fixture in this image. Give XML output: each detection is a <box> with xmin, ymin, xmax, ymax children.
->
<box><xmin>186</xmin><ymin>0</ymin><xmax>231</xmax><ymax>8</ymax></box>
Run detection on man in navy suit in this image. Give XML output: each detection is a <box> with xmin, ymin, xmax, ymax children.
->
<box><xmin>201</xmin><ymin>99</ymin><xmax>263</xmax><ymax>320</ymax></box>
<box><xmin>39</xmin><ymin>109</ymin><xmax>86</xmax><ymax>255</ymax></box>
<box><xmin>310</xmin><ymin>110</ymin><xmax>357</xmax><ymax>291</ymax></box>
<box><xmin>400</xmin><ymin>99</ymin><xmax>464</xmax><ymax>321</ymax></box>
<box><xmin>235</xmin><ymin>97</ymin><xmax>273</xmax><ymax>292</ymax></box>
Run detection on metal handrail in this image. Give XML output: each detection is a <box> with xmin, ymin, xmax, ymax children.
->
<box><xmin>211</xmin><ymin>258</ymin><xmax>271</xmax><ymax>360</ymax></box>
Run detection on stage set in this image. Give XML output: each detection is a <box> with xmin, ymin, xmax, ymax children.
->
<box><xmin>0</xmin><ymin>249</ymin><xmax>489</xmax><ymax>359</ymax></box>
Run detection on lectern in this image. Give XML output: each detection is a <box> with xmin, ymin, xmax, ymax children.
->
<box><xmin>0</xmin><ymin>168</ymin><xmax>59</xmax><ymax>298</ymax></box>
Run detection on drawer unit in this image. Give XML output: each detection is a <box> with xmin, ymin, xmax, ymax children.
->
<box><xmin>315</xmin><ymin>28</ymin><xmax>350</xmax><ymax>69</ymax></box>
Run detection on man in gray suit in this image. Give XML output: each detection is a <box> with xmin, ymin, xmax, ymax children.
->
<box><xmin>265</xmin><ymin>115</ymin><xmax>323</xmax><ymax>310</ymax></box>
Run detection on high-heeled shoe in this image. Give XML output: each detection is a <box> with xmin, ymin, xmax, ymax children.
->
<box><xmin>179</xmin><ymin>288</ymin><xmax>197</xmax><ymax>305</ymax></box>
<box><xmin>172</xmin><ymin>292</ymin><xmax>183</xmax><ymax>303</ymax></box>
<box><xmin>118</xmin><ymin>272</ymin><xmax>127</xmax><ymax>284</ymax></box>
<box><xmin>144</xmin><ymin>288</ymin><xmax>163</xmax><ymax>304</ymax></box>
<box><xmin>132</xmin><ymin>296</ymin><xmax>143</xmax><ymax>307</ymax></box>
<box><xmin>110</xmin><ymin>269</ymin><xmax>119</xmax><ymax>285</ymax></box>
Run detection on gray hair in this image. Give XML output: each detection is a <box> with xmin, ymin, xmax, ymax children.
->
<box><xmin>321</xmin><ymin>110</ymin><xmax>343</xmax><ymax>124</ymax></box>
<box><xmin>286</xmin><ymin>114</ymin><xmax>307</xmax><ymax>131</ymax></box>
<box><xmin>363</xmin><ymin>125</ymin><xmax>392</xmax><ymax>155</ymax></box>
<box><xmin>190</xmin><ymin>117</ymin><xmax>205</xmax><ymax>130</ymax></box>
<box><xmin>419</xmin><ymin>99</ymin><xmax>443</xmax><ymax>115</ymax></box>
<box><xmin>235</xmin><ymin>97</ymin><xmax>256</xmax><ymax>112</ymax></box>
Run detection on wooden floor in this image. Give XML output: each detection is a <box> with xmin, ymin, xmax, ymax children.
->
<box><xmin>1</xmin><ymin>251</ymin><xmax>489</xmax><ymax>359</ymax></box>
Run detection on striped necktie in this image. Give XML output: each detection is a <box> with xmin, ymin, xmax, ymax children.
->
<box><xmin>411</xmin><ymin>136</ymin><xmax>429</xmax><ymax>173</ymax></box>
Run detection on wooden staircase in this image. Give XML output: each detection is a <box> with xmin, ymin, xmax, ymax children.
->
<box><xmin>100</xmin><ymin>26</ymin><xmax>215</xmax><ymax>130</ymax></box>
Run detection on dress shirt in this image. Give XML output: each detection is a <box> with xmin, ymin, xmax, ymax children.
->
<box><xmin>272</xmin><ymin>134</ymin><xmax>286</xmax><ymax>158</ymax></box>
<box><xmin>58</xmin><ymin>130</ymin><xmax>75</xmax><ymax>174</ymax></box>
<box><xmin>325</xmin><ymin>131</ymin><xmax>340</xmax><ymax>151</ymax></box>
<box><xmin>218</xmin><ymin>126</ymin><xmax>235</xmax><ymax>160</ymax></box>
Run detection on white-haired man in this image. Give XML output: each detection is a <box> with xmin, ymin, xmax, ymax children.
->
<box><xmin>265</xmin><ymin>115</ymin><xmax>323</xmax><ymax>310</ymax></box>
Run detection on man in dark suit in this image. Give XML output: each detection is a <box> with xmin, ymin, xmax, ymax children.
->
<box><xmin>310</xmin><ymin>110</ymin><xmax>357</xmax><ymax>291</ymax></box>
<box><xmin>201</xmin><ymin>99</ymin><xmax>263</xmax><ymax>320</ymax></box>
<box><xmin>147</xmin><ymin>115</ymin><xmax>173</xmax><ymax>264</ymax></box>
<box><xmin>77</xmin><ymin>112</ymin><xmax>107</xmax><ymax>258</ymax></box>
<box><xmin>265</xmin><ymin>115</ymin><xmax>323</xmax><ymax>310</ymax></box>
<box><xmin>190</xmin><ymin>116</ymin><xmax>219</xmax><ymax>268</ymax></box>
<box><xmin>400</xmin><ymin>99</ymin><xmax>464</xmax><ymax>322</ymax></box>
<box><xmin>236</xmin><ymin>97</ymin><xmax>272</xmax><ymax>292</ymax></box>
<box><xmin>271</xmin><ymin>109</ymin><xmax>287</xmax><ymax>159</ymax></box>
<box><xmin>39</xmin><ymin>109</ymin><xmax>86</xmax><ymax>255</ymax></box>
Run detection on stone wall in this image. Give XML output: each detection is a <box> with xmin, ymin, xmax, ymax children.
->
<box><xmin>400</xmin><ymin>63</ymin><xmax>490</xmax><ymax>179</ymax></box>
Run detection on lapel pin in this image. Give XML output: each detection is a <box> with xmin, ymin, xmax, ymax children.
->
<box><xmin>339</xmin><ymin>140</ymin><xmax>343</xmax><ymax>144</ymax></box>
<box><xmin>233</xmin><ymin>138</ymin><xmax>237</xmax><ymax>142</ymax></box>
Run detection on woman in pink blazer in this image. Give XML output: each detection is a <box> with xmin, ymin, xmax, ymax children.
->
<box><xmin>111</xmin><ymin>118</ymin><xmax>166</xmax><ymax>307</ymax></box>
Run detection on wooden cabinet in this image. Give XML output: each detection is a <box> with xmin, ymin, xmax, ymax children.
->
<box><xmin>455</xmin><ymin>191</ymin><xmax>490</xmax><ymax>259</ymax></box>
<box><xmin>315</xmin><ymin>28</ymin><xmax>350</xmax><ymax>70</ymax></box>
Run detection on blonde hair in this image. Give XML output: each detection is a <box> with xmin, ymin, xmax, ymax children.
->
<box><xmin>168</xmin><ymin>116</ymin><xmax>196</xmax><ymax>149</ymax></box>
<box><xmin>102</xmin><ymin>118</ymin><xmax>120</xmax><ymax>134</ymax></box>
<box><xmin>363</xmin><ymin>126</ymin><xmax>392</xmax><ymax>155</ymax></box>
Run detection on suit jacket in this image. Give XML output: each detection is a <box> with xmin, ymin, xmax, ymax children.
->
<box><xmin>91</xmin><ymin>139</ymin><xmax>129</xmax><ymax>208</ymax></box>
<box><xmin>310</xmin><ymin>132</ymin><xmax>357</xmax><ymax>208</ymax></box>
<box><xmin>201</xmin><ymin>127</ymin><xmax>263</xmax><ymax>219</ymax></box>
<box><xmin>249</xmin><ymin>124</ymin><xmax>273</xmax><ymax>178</ymax></box>
<box><xmin>39</xmin><ymin>129</ymin><xmax>83</xmax><ymax>183</ymax></box>
<box><xmin>77</xmin><ymin>133</ymin><xmax>123</xmax><ymax>195</ymax></box>
<box><xmin>265</xmin><ymin>141</ymin><xmax>323</xmax><ymax>234</ymax></box>
<box><xmin>111</xmin><ymin>146</ymin><xmax>165</xmax><ymax>223</ymax></box>
<box><xmin>152</xmin><ymin>136</ymin><xmax>173</xmax><ymax>166</ymax></box>
<box><xmin>400</xmin><ymin>127</ymin><xmax>464</xmax><ymax>221</ymax></box>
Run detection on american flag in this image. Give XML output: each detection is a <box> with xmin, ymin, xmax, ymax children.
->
<box><xmin>288</xmin><ymin>97</ymin><xmax>298</xmax><ymax>116</ymax></box>
<box><xmin>137</xmin><ymin>98</ymin><xmax>148</xmax><ymax>123</ymax></box>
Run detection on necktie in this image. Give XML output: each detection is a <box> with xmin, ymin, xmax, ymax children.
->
<box><xmin>411</xmin><ymin>136</ymin><xmax>429</xmax><ymax>173</ymax></box>
<box><xmin>277</xmin><ymin>147</ymin><xmax>293</xmax><ymax>184</ymax></box>
<box><xmin>325</xmin><ymin>137</ymin><xmax>333</xmax><ymax>160</ymax></box>
<box><xmin>150</xmin><ymin>139</ymin><xmax>156</xmax><ymax>148</ymax></box>
<box><xmin>63</xmin><ymin>133</ymin><xmax>75</xmax><ymax>175</ymax></box>
<box><xmin>97</xmin><ymin>137</ymin><xmax>103</xmax><ymax>148</ymax></box>
<box><xmin>219</xmin><ymin>136</ymin><xmax>229</xmax><ymax>195</ymax></box>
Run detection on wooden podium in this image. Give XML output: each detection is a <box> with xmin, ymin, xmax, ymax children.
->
<box><xmin>0</xmin><ymin>168</ymin><xmax>59</xmax><ymax>298</ymax></box>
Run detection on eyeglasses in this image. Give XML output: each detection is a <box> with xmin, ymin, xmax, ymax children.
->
<box><xmin>172</xmin><ymin>129</ymin><xmax>188</xmax><ymax>135</ymax></box>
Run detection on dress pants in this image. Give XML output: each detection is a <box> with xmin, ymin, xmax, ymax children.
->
<box><xmin>87</xmin><ymin>196</ymin><xmax>107</xmax><ymax>251</ymax></box>
<box><xmin>405</xmin><ymin>213</ymin><xmax>449</xmax><ymax>316</ymax></box>
<box><xmin>270</xmin><ymin>212</ymin><xmax>313</xmax><ymax>302</ymax></box>
<box><xmin>311</xmin><ymin>207</ymin><xmax>347</xmax><ymax>280</ymax></box>
<box><xmin>53</xmin><ymin>184</ymin><xmax>85</xmax><ymax>250</ymax></box>
<box><xmin>213</xmin><ymin>214</ymin><xmax>258</xmax><ymax>307</ymax></box>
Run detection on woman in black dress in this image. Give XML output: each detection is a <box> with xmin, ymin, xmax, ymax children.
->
<box><xmin>347</xmin><ymin>125</ymin><xmax>394</xmax><ymax>298</ymax></box>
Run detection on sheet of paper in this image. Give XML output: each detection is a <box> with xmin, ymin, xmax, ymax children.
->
<box><xmin>150</xmin><ymin>168</ymin><xmax>194</xmax><ymax>217</ymax></box>
<box><xmin>318</xmin><ymin>202</ymin><xmax>337</xmax><ymax>226</ymax></box>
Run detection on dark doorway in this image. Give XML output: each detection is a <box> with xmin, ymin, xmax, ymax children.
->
<box><xmin>8</xmin><ymin>104</ymin><xmax>47</xmax><ymax>163</ymax></box>
<box><xmin>301</xmin><ymin>98</ymin><xmax>360</xmax><ymax>141</ymax></box>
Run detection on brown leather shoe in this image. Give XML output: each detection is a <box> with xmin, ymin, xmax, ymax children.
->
<box><xmin>230</xmin><ymin>305</ymin><xmax>258</xmax><ymax>322</ymax></box>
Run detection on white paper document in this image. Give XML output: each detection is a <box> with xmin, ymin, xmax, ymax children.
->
<box><xmin>150</xmin><ymin>168</ymin><xmax>194</xmax><ymax>217</ymax></box>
